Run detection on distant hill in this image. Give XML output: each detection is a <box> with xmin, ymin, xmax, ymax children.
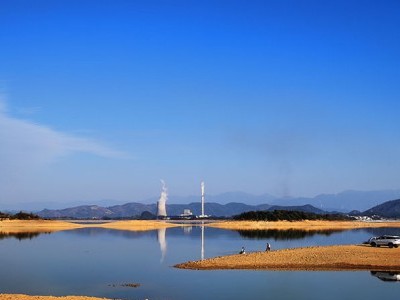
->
<box><xmin>39</xmin><ymin>203</ymin><xmax>156</xmax><ymax>219</ymax></box>
<box><xmin>161</xmin><ymin>189</ymin><xmax>400</xmax><ymax>212</ymax></box>
<box><xmin>39</xmin><ymin>205</ymin><xmax>115</xmax><ymax>219</ymax></box>
<box><xmin>266</xmin><ymin>204</ymin><xmax>325</xmax><ymax>214</ymax></box>
<box><xmin>37</xmin><ymin>202</ymin><xmax>327</xmax><ymax>219</ymax></box>
<box><xmin>362</xmin><ymin>199</ymin><xmax>400</xmax><ymax>218</ymax></box>
<box><xmin>233</xmin><ymin>209</ymin><xmax>352</xmax><ymax>222</ymax></box>
<box><xmin>269</xmin><ymin>189</ymin><xmax>400</xmax><ymax>212</ymax></box>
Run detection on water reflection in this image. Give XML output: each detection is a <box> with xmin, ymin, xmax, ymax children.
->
<box><xmin>156</xmin><ymin>225</ymin><xmax>206</xmax><ymax>261</ymax></box>
<box><xmin>64</xmin><ymin>227</ymin><xmax>155</xmax><ymax>239</ymax></box>
<box><xmin>370</xmin><ymin>271</ymin><xmax>400</xmax><ymax>282</ymax></box>
<box><xmin>363</xmin><ymin>228</ymin><xmax>400</xmax><ymax>236</ymax></box>
<box><xmin>157</xmin><ymin>228</ymin><xmax>167</xmax><ymax>262</ymax></box>
<box><xmin>0</xmin><ymin>231</ymin><xmax>51</xmax><ymax>241</ymax></box>
<box><xmin>201</xmin><ymin>225</ymin><xmax>205</xmax><ymax>260</ymax></box>
<box><xmin>236</xmin><ymin>229</ymin><xmax>343</xmax><ymax>240</ymax></box>
<box><xmin>183</xmin><ymin>226</ymin><xmax>192</xmax><ymax>234</ymax></box>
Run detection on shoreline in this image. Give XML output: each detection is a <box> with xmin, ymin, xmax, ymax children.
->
<box><xmin>2</xmin><ymin>219</ymin><xmax>400</xmax><ymax>234</ymax></box>
<box><xmin>0</xmin><ymin>219</ymin><xmax>180</xmax><ymax>234</ymax></box>
<box><xmin>0</xmin><ymin>295</ymin><xmax>111</xmax><ymax>300</ymax></box>
<box><xmin>175</xmin><ymin>244</ymin><xmax>400</xmax><ymax>271</ymax></box>
<box><xmin>206</xmin><ymin>220</ymin><xmax>400</xmax><ymax>231</ymax></box>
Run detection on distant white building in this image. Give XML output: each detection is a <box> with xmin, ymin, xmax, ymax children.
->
<box><xmin>181</xmin><ymin>209</ymin><xmax>193</xmax><ymax>217</ymax></box>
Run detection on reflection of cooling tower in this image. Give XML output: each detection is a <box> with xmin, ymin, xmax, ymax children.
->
<box><xmin>157</xmin><ymin>228</ymin><xmax>167</xmax><ymax>263</ymax></box>
<box><xmin>157</xmin><ymin>180</ymin><xmax>167</xmax><ymax>217</ymax></box>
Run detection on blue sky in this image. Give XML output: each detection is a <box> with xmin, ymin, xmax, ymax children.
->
<box><xmin>1</xmin><ymin>0</ymin><xmax>400</xmax><ymax>207</ymax></box>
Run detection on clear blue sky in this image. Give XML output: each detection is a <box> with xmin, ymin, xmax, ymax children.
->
<box><xmin>1</xmin><ymin>0</ymin><xmax>400</xmax><ymax>207</ymax></box>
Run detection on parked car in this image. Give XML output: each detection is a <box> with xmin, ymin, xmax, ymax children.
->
<box><xmin>368</xmin><ymin>235</ymin><xmax>400</xmax><ymax>248</ymax></box>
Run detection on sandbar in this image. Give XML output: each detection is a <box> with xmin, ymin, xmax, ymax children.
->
<box><xmin>0</xmin><ymin>295</ymin><xmax>110</xmax><ymax>300</ymax></box>
<box><xmin>175</xmin><ymin>244</ymin><xmax>400</xmax><ymax>271</ymax></box>
<box><xmin>0</xmin><ymin>219</ymin><xmax>179</xmax><ymax>234</ymax></box>
<box><xmin>0</xmin><ymin>220</ymin><xmax>83</xmax><ymax>234</ymax></box>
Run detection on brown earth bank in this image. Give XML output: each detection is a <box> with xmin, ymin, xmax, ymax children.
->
<box><xmin>206</xmin><ymin>220</ymin><xmax>400</xmax><ymax>231</ymax></box>
<box><xmin>0</xmin><ymin>295</ymin><xmax>110</xmax><ymax>300</ymax></box>
<box><xmin>175</xmin><ymin>244</ymin><xmax>400</xmax><ymax>271</ymax></box>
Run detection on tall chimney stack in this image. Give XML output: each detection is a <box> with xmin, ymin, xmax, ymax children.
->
<box><xmin>201</xmin><ymin>181</ymin><xmax>205</xmax><ymax>217</ymax></box>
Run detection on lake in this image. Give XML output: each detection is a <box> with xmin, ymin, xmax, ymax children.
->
<box><xmin>1</xmin><ymin>226</ymin><xmax>399</xmax><ymax>300</ymax></box>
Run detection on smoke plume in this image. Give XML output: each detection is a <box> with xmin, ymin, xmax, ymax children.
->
<box><xmin>157</xmin><ymin>179</ymin><xmax>168</xmax><ymax>217</ymax></box>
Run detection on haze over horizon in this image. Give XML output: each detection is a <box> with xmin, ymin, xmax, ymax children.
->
<box><xmin>1</xmin><ymin>1</ymin><xmax>400</xmax><ymax>208</ymax></box>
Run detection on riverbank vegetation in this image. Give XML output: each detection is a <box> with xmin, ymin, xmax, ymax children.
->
<box><xmin>233</xmin><ymin>210</ymin><xmax>353</xmax><ymax>221</ymax></box>
<box><xmin>0</xmin><ymin>211</ymin><xmax>41</xmax><ymax>220</ymax></box>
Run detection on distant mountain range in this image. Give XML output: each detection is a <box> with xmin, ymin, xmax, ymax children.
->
<box><xmin>37</xmin><ymin>202</ymin><xmax>326</xmax><ymax>219</ymax></box>
<box><xmin>37</xmin><ymin>198</ymin><xmax>400</xmax><ymax>219</ymax></box>
<box><xmin>5</xmin><ymin>189</ymin><xmax>400</xmax><ymax>213</ymax></box>
<box><xmin>9</xmin><ymin>189</ymin><xmax>400</xmax><ymax>219</ymax></box>
<box><xmin>132</xmin><ymin>189</ymin><xmax>400</xmax><ymax>212</ymax></box>
<box><xmin>267</xmin><ymin>189</ymin><xmax>400</xmax><ymax>212</ymax></box>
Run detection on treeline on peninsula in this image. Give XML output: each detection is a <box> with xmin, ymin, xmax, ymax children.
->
<box><xmin>0</xmin><ymin>211</ymin><xmax>42</xmax><ymax>220</ymax></box>
<box><xmin>233</xmin><ymin>210</ymin><xmax>354</xmax><ymax>221</ymax></box>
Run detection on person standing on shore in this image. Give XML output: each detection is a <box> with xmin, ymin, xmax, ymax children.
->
<box><xmin>266</xmin><ymin>243</ymin><xmax>271</xmax><ymax>252</ymax></box>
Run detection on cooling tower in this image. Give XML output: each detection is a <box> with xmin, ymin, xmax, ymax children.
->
<box><xmin>157</xmin><ymin>180</ymin><xmax>168</xmax><ymax>217</ymax></box>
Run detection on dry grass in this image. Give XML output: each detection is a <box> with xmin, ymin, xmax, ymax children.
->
<box><xmin>3</xmin><ymin>219</ymin><xmax>400</xmax><ymax>234</ymax></box>
<box><xmin>0</xmin><ymin>295</ymin><xmax>110</xmax><ymax>300</ymax></box>
<box><xmin>206</xmin><ymin>220</ymin><xmax>400</xmax><ymax>231</ymax></box>
<box><xmin>0</xmin><ymin>220</ymin><xmax>83</xmax><ymax>234</ymax></box>
<box><xmin>176</xmin><ymin>244</ymin><xmax>400</xmax><ymax>271</ymax></box>
<box><xmin>0</xmin><ymin>219</ymin><xmax>179</xmax><ymax>234</ymax></box>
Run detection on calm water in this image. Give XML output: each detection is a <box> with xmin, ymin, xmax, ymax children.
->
<box><xmin>0</xmin><ymin>226</ymin><xmax>399</xmax><ymax>300</ymax></box>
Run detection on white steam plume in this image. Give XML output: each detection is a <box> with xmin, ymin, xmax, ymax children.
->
<box><xmin>157</xmin><ymin>179</ymin><xmax>168</xmax><ymax>217</ymax></box>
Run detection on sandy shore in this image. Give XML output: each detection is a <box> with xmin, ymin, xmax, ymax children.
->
<box><xmin>0</xmin><ymin>220</ymin><xmax>83</xmax><ymax>234</ymax></box>
<box><xmin>176</xmin><ymin>244</ymin><xmax>400</xmax><ymax>271</ymax></box>
<box><xmin>206</xmin><ymin>220</ymin><xmax>400</xmax><ymax>231</ymax></box>
<box><xmin>0</xmin><ymin>219</ymin><xmax>179</xmax><ymax>234</ymax></box>
<box><xmin>2</xmin><ymin>219</ymin><xmax>400</xmax><ymax>234</ymax></box>
<box><xmin>0</xmin><ymin>295</ymin><xmax>110</xmax><ymax>300</ymax></box>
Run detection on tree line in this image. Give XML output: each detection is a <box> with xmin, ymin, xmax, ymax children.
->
<box><xmin>0</xmin><ymin>211</ymin><xmax>42</xmax><ymax>220</ymax></box>
<box><xmin>232</xmin><ymin>210</ymin><xmax>354</xmax><ymax>221</ymax></box>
